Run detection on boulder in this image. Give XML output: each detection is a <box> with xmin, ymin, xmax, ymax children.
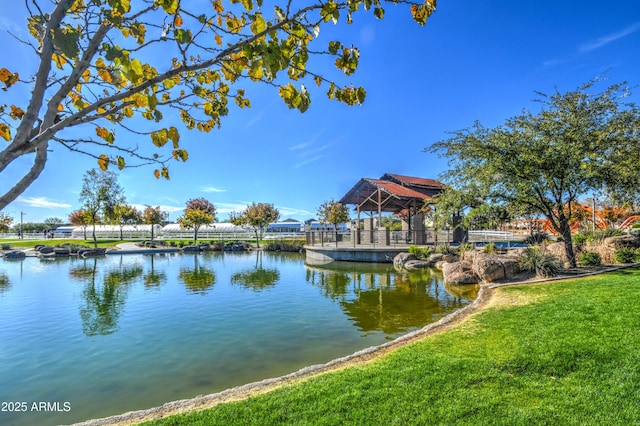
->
<box><xmin>473</xmin><ymin>253</ymin><xmax>521</xmax><ymax>283</ymax></box>
<box><xmin>404</xmin><ymin>260</ymin><xmax>432</xmax><ymax>270</ymax></box>
<box><xmin>604</xmin><ymin>235</ymin><xmax>640</xmax><ymax>249</ymax></box>
<box><xmin>427</xmin><ymin>253</ymin><xmax>444</xmax><ymax>263</ymax></box>
<box><xmin>37</xmin><ymin>246</ymin><xmax>54</xmax><ymax>254</ymax></box>
<box><xmin>442</xmin><ymin>261</ymin><xmax>479</xmax><ymax>285</ymax></box>
<box><xmin>545</xmin><ymin>242</ymin><xmax>573</xmax><ymax>264</ymax></box>
<box><xmin>393</xmin><ymin>252</ymin><xmax>417</xmax><ymax>269</ymax></box>
<box><xmin>3</xmin><ymin>250</ymin><xmax>26</xmax><ymax>259</ymax></box>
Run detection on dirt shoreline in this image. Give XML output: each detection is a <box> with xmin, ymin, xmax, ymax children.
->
<box><xmin>72</xmin><ymin>264</ymin><xmax>636</xmax><ymax>426</ymax></box>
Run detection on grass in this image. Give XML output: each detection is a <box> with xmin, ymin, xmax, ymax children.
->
<box><xmin>144</xmin><ymin>268</ymin><xmax>640</xmax><ymax>425</ymax></box>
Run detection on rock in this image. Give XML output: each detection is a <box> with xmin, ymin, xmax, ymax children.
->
<box><xmin>604</xmin><ymin>235</ymin><xmax>640</xmax><ymax>249</ymax></box>
<box><xmin>79</xmin><ymin>248</ymin><xmax>106</xmax><ymax>257</ymax></box>
<box><xmin>428</xmin><ymin>253</ymin><xmax>444</xmax><ymax>263</ymax></box>
<box><xmin>442</xmin><ymin>254</ymin><xmax>459</xmax><ymax>263</ymax></box>
<box><xmin>473</xmin><ymin>253</ymin><xmax>521</xmax><ymax>283</ymax></box>
<box><xmin>3</xmin><ymin>250</ymin><xmax>26</xmax><ymax>259</ymax></box>
<box><xmin>393</xmin><ymin>252</ymin><xmax>417</xmax><ymax>269</ymax></box>
<box><xmin>182</xmin><ymin>245</ymin><xmax>201</xmax><ymax>252</ymax></box>
<box><xmin>545</xmin><ymin>242</ymin><xmax>573</xmax><ymax>264</ymax></box>
<box><xmin>404</xmin><ymin>260</ymin><xmax>432</xmax><ymax>270</ymax></box>
<box><xmin>442</xmin><ymin>261</ymin><xmax>478</xmax><ymax>285</ymax></box>
<box><xmin>53</xmin><ymin>248</ymin><xmax>70</xmax><ymax>256</ymax></box>
<box><xmin>37</xmin><ymin>246</ymin><xmax>54</xmax><ymax>254</ymax></box>
<box><xmin>446</xmin><ymin>271</ymin><xmax>480</xmax><ymax>285</ymax></box>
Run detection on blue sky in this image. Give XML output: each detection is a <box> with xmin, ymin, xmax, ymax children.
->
<box><xmin>1</xmin><ymin>0</ymin><xmax>640</xmax><ymax>224</ymax></box>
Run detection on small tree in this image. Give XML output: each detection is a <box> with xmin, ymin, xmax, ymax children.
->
<box><xmin>142</xmin><ymin>206</ymin><xmax>168</xmax><ymax>240</ymax></box>
<box><xmin>112</xmin><ymin>204</ymin><xmax>142</xmax><ymax>240</ymax></box>
<box><xmin>79</xmin><ymin>169</ymin><xmax>125</xmax><ymax>246</ymax></box>
<box><xmin>178</xmin><ymin>198</ymin><xmax>216</xmax><ymax>244</ymax></box>
<box><xmin>317</xmin><ymin>199</ymin><xmax>350</xmax><ymax>246</ymax></box>
<box><xmin>43</xmin><ymin>217</ymin><xmax>64</xmax><ymax>230</ymax></box>
<box><xmin>69</xmin><ymin>209</ymin><xmax>89</xmax><ymax>239</ymax></box>
<box><xmin>0</xmin><ymin>212</ymin><xmax>13</xmax><ymax>233</ymax></box>
<box><xmin>230</xmin><ymin>202</ymin><xmax>280</xmax><ymax>248</ymax></box>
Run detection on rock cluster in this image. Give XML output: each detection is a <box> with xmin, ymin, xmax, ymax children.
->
<box><xmin>394</xmin><ymin>248</ymin><xmax>524</xmax><ymax>285</ymax></box>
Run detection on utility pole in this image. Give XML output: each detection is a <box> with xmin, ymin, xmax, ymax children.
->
<box><xmin>20</xmin><ymin>211</ymin><xmax>25</xmax><ymax>239</ymax></box>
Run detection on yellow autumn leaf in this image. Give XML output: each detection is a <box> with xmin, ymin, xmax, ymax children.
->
<box><xmin>0</xmin><ymin>123</ymin><xmax>11</xmax><ymax>141</ymax></box>
<box><xmin>97</xmin><ymin>154</ymin><xmax>109</xmax><ymax>171</ymax></box>
<box><xmin>174</xmin><ymin>15</ymin><xmax>183</xmax><ymax>27</ymax></box>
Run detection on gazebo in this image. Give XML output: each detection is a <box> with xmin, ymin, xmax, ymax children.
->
<box><xmin>339</xmin><ymin>173</ymin><xmax>444</xmax><ymax>245</ymax></box>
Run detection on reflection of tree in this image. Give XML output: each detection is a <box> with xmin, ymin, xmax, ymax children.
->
<box><xmin>69</xmin><ymin>257</ymin><xmax>98</xmax><ymax>282</ymax></box>
<box><xmin>305</xmin><ymin>261</ymin><xmax>478</xmax><ymax>335</ymax></box>
<box><xmin>0</xmin><ymin>273</ymin><xmax>10</xmax><ymax>294</ymax></box>
<box><xmin>178</xmin><ymin>255</ymin><xmax>215</xmax><ymax>294</ymax></box>
<box><xmin>230</xmin><ymin>251</ymin><xmax>279</xmax><ymax>291</ymax></box>
<box><xmin>144</xmin><ymin>255</ymin><xmax>166</xmax><ymax>288</ymax></box>
<box><xmin>79</xmin><ymin>263</ymin><xmax>143</xmax><ymax>336</ymax></box>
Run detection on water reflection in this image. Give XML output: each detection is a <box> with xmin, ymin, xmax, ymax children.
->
<box><xmin>0</xmin><ymin>272</ymin><xmax>9</xmax><ymax>294</ymax></box>
<box><xmin>144</xmin><ymin>255</ymin><xmax>167</xmax><ymax>288</ymax></box>
<box><xmin>77</xmin><ymin>259</ymin><xmax>143</xmax><ymax>336</ymax></box>
<box><xmin>178</xmin><ymin>255</ymin><xmax>216</xmax><ymax>294</ymax></box>
<box><xmin>230</xmin><ymin>251</ymin><xmax>280</xmax><ymax>291</ymax></box>
<box><xmin>305</xmin><ymin>261</ymin><xmax>478</xmax><ymax>335</ymax></box>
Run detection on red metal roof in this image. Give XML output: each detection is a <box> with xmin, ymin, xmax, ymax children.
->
<box><xmin>382</xmin><ymin>173</ymin><xmax>444</xmax><ymax>188</ymax></box>
<box><xmin>366</xmin><ymin>178</ymin><xmax>432</xmax><ymax>200</ymax></box>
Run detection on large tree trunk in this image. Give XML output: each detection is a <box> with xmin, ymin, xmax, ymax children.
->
<box><xmin>559</xmin><ymin>218</ymin><xmax>576</xmax><ymax>268</ymax></box>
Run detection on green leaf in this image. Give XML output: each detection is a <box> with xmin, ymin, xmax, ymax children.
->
<box><xmin>174</xmin><ymin>29</ymin><xmax>193</xmax><ymax>44</ymax></box>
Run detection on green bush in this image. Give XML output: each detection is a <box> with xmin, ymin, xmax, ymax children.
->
<box><xmin>482</xmin><ymin>243</ymin><xmax>497</xmax><ymax>254</ymax></box>
<box><xmin>1</xmin><ymin>244</ymin><xmax>10</xmax><ymax>250</ymax></box>
<box><xmin>518</xmin><ymin>246</ymin><xmax>563</xmax><ymax>277</ymax></box>
<box><xmin>588</xmin><ymin>228</ymin><xmax>622</xmax><ymax>243</ymax></box>
<box><xmin>434</xmin><ymin>244</ymin><xmax>456</xmax><ymax>255</ymax></box>
<box><xmin>572</xmin><ymin>233</ymin><xmax>589</xmax><ymax>245</ymax></box>
<box><xmin>614</xmin><ymin>248</ymin><xmax>637</xmax><ymax>264</ymax></box>
<box><xmin>408</xmin><ymin>245</ymin><xmax>432</xmax><ymax>260</ymax></box>
<box><xmin>458</xmin><ymin>243</ymin><xmax>475</xmax><ymax>256</ymax></box>
<box><xmin>578</xmin><ymin>252</ymin><xmax>602</xmax><ymax>266</ymax></box>
<box><xmin>522</xmin><ymin>232</ymin><xmax>549</xmax><ymax>245</ymax></box>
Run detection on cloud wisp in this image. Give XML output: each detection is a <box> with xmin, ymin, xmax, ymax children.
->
<box><xmin>17</xmin><ymin>197</ymin><xmax>72</xmax><ymax>209</ymax></box>
<box><xmin>200</xmin><ymin>185</ymin><xmax>228</xmax><ymax>193</ymax></box>
<box><xmin>579</xmin><ymin>22</ymin><xmax>640</xmax><ymax>53</ymax></box>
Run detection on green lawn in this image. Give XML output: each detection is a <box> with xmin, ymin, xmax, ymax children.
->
<box><xmin>145</xmin><ymin>268</ymin><xmax>640</xmax><ymax>425</ymax></box>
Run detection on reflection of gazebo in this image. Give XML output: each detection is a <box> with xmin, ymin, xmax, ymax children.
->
<box><xmin>339</xmin><ymin>173</ymin><xmax>444</xmax><ymax>245</ymax></box>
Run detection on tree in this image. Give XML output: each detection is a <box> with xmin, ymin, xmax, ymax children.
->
<box><xmin>0</xmin><ymin>0</ymin><xmax>436</xmax><ymax>211</ymax></box>
<box><xmin>111</xmin><ymin>204</ymin><xmax>142</xmax><ymax>240</ymax></box>
<box><xmin>177</xmin><ymin>198</ymin><xmax>216</xmax><ymax>243</ymax></box>
<box><xmin>69</xmin><ymin>208</ymin><xmax>90</xmax><ymax>239</ymax></box>
<box><xmin>142</xmin><ymin>205</ymin><xmax>168</xmax><ymax>240</ymax></box>
<box><xmin>0</xmin><ymin>212</ymin><xmax>13</xmax><ymax>232</ymax></box>
<box><xmin>79</xmin><ymin>168</ymin><xmax>125</xmax><ymax>246</ymax></box>
<box><xmin>428</xmin><ymin>78</ymin><xmax>640</xmax><ymax>267</ymax></box>
<box><xmin>43</xmin><ymin>217</ymin><xmax>64</xmax><ymax>230</ymax></box>
<box><xmin>229</xmin><ymin>202</ymin><xmax>280</xmax><ymax>248</ymax></box>
<box><xmin>317</xmin><ymin>198</ymin><xmax>350</xmax><ymax>246</ymax></box>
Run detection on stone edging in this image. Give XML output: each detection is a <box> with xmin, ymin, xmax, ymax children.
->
<box><xmin>72</xmin><ymin>263</ymin><xmax>639</xmax><ymax>426</ymax></box>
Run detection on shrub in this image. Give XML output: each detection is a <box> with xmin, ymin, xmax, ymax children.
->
<box><xmin>482</xmin><ymin>243</ymin><xmax>497</xmax><ymax>254</ymax></box>
<box><xmin>458</xmin><ymin>243</ymin><xmax>475</xmax><ymax>256</ymax></box>
<box><xmin>578</xmin><ymin>252</ymin><xmax>602</xmax><ymax>266</ymax></box>
<box><xmin>572</xmin><ymin>233</ymin><xmax>589</xmax><ymax>245</ymax></box>
<box><xmin>408</xmin><ymin>245</ymin><xmax>432</xmax><ymax>260</ymax></box>
<box><xmin>614</xmin><ymin>248</ymin><xmax>637</xmax><ymax>264</ymax></box>
<box><xmin>1</xmin><ymin>244</ymin><xmax>10</xmax><ymax>250</ymax></box>
<box><xmin>522</xmin><ymin>232</ymin><xmax>549</xmax><ymax>245</ymax></box>
<box><xmin>434</xmin><ymin>244</ymin><xmax>456</xmax><ymax>255</ymax></box>
<box><xmin>588</xmin><ymin>228</ymin><xmax>622</xmax><ymax>243</ymax></box>
<box><xmin>518</xmin><ymin>246</ymin><xmax>563</xmax><ymax>277</ymax></box>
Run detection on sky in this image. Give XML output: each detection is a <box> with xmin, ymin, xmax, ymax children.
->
<box><xmin>1</xmin><ymin>0</ymin><xmax>640</xmax><ymax>224</ymax></box>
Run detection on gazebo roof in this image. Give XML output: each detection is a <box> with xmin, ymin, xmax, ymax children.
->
<box><xmin>339</xmin><ymin>178</ymin><xmax>433</xmax><ymax>212</ymax></box>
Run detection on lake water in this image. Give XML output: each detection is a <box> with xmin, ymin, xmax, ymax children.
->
<box><xmin>0</xmin><ymin>251</ymin><xmax>478</xmax><ymax>425</ymax></box>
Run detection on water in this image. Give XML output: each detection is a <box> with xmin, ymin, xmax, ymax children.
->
<box><xmin>0</xmin><ymin>251</ymin><xmax>477</xmax><ymax>425</ymax></box>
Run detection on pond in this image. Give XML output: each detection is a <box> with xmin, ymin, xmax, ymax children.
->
<box><xmin>0</xmin><ymin>251</ymin><xmax>478</xmax><ymax>425</ymax></box>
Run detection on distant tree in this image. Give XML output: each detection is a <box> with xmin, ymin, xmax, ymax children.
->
<box><xmin>428</xmin><ymin>78</ymin><xmax>640</xmax><ymax>267</ymax></box>
<box><xmin>112</xmin><ymin>204</ymin><xmax>142</xmax><ymax>240</ymax></box>
<box><xmin>381</xmin><ymin>215</ymin><xmax>402</xmax><ymax>231</ymax></box>
<box><xmin>178</xmin><ymin>198</ymin><xmax>216</xmax><ymax>244</ymax></box>
<box><xmin>79</xmin><ymin>169</ymin><xmax>125</xmax><ymax>246</ymax></box>
<box><xmin>230</xmin><ymin>202</ymin><xmax>280</xmax><ymax>248</ymax></box>
<box><xmin>0</xmin><ymin>212</ymin><xmax>13</xmax><ymax>232</ymax></box>
<box><xmin>0</xmin><ymin>0</ymin><xmax>436</xmax><ymax>211</ymax></box>
<box><xmin>69</xmin><ymin>208</ymin><xmax>90</xmax><ymax>239</ymax></box>
<box><xmin>142</xmin><ymin>206</ymin><xmax>168</xmax><ymax>240</ymax></box>
<box><xmin>317</xmin><ymin>199</ymin><xmax>350</xmax><ymax>246</ymax></box>
<box><xmin>43</xmin><ymin>217</ymin><xmax>64</xmax><ymax>230</ymax></box>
